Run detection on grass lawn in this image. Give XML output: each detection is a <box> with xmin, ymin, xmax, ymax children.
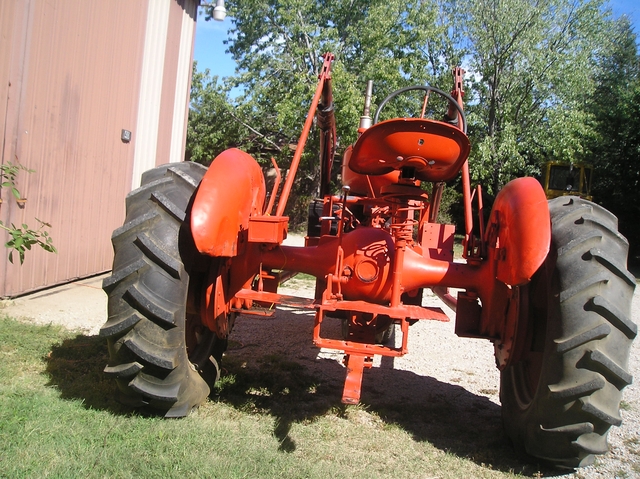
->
<box><xmin>0</xmin><ymin>316</ymin><xmax>549</xmax><ymax>479</ymax></box>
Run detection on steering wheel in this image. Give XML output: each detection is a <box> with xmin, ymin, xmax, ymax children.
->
<box><xmin>373</xmin><ymin>85</ymin><xmax>467</xmax><ymax>134</ymax></box>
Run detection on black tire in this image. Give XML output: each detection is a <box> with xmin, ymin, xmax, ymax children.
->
<box><xmin>500</xmin><ymin>196</ymin><xmax>637</xmax><ymax>468</ymax></box>
<box><xmin>101</xmin><ymin>162</ymin><xmax>225</xmax><ymax>417</ymax></box>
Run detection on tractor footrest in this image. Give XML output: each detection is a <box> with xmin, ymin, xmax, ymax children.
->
<box><xmin>319</xmin><ymin>299</ymin><xmax>448</xmax><ymax>322</ymax></box>
<box><xmin>234</xmin><ymin>288</ymin><xmax>317</xmax><ymax>309</ymax></box>
<box><xmin>230</xmin><ymin>306</ymin><xmax>276</xmax><ymax>317</ymax></box>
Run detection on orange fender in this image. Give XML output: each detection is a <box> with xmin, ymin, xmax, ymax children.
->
<box><xmin>487</xmin><ymin>177</ymin><xmax>551</xmax><ymax>286</ymax></box>
<box><xmin>191</xmin><ymin>149</ymin><xmax>266</xmax><ymax>257</ymax></box>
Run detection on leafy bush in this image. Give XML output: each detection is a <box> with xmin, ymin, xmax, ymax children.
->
<box><xmin>0</xmin><ymin>163</ymin><xmax>56</xmax><ymax>264</ymax></box>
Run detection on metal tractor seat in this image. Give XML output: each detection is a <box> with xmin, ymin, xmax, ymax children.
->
<box><xmin>348</xmin><ymin>118</ymin><xmax>471</xmax><ymax>182</ymax></box>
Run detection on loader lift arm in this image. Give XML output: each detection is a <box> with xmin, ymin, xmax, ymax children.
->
<box><xmin>276</xmin><ymin>53</ymin><xmax>335</xmax><ymax>217</ymax></box>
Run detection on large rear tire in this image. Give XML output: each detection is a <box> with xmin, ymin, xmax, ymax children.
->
<box><xmin>500</xmin><ymin>196</ymin><xmax>637</xmax><ymax>468</ymax></box>
<box><xmin>101</xmin><ymin>162</ymin><xmax>226</xmax><ymax>417</ymax></box>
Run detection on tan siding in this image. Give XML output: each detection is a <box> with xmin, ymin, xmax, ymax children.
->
<box><xmin>0</xmin><ymin>1</ymin><xmax>20</xmax><ymax>165</ymax></box>
<box><xmin>159</xmin><ymin>0</ymin><xmax>199</xmax><ymax>166</ymax></box>
<box><xmin>155</xmin><ymin>0</ymin><xmax>184</xmax><ymax>166</ymax></box>
<box><xmin>0</xmin><ymin>1</ymin><xmax>148</xmax><ymax>297</ymax></box>
<box><xmin>131</xmin><ymin>0</ymin><xmax>171</xmax><ymax>189</ymax></box>
<box><xmin>1</xmin><ymin>0</ymin><xmax>197</xmax><ymax>297</ymax></box>
<box><xmin>170</xmin><ymin>0</ymin><xmax>198</xmax><ymax>165</ymax></box>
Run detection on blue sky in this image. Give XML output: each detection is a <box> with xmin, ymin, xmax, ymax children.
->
<box><xmin>193</xmin><ymin>1</ymin><xmax>640</xmax><ymax>79</ymax></box>
<box><xmin>193</xmin><ymin>12</ymin><xmax>236</xmax><ymax>78</ymax></box>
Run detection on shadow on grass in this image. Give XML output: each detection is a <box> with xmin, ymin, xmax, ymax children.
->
<box><xmin>214</xmin><ymin>347</ymin><xmax>563</xmax><ymax>477</ymax></box>
<box><xmin>44</xmin><ymin>333</ymin><xmax>134</xmax><ymax>416</ymax></box>
<box><xmin>44</xmin><ymin>325</ymin><xmax>561</xmax><ymax>477</ymax></box>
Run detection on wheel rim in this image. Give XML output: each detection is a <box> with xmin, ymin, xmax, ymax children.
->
<box><xmin>185</xmin><ymin>265</ymin><xmax>216</xmax><ymax>369</ymax></box>
<box><xmin>508</xmin><ymin>264</ymin><xmax>550</xmax><ymax>410</ymax></box>
<box><xmin>185</xmin><ymin>266</ymin><xmax>227</xmax><ymax>391</ymax></box>
<box><xmin>183</xmin><ymin>251</ymin><xmax>227</xmax><ymax>366</ymax></box>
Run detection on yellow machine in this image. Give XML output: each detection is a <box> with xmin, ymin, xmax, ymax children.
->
<box><xmin>541</xmin><ymin>161</ymin><xmax>593</xmax><ymax>200</ymax></box>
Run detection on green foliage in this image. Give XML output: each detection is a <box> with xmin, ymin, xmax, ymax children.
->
<box><xmin>2</xmin><ymin>219</ymin><xmax>56</xmax><ymax>265</ymax></box>
<box><xmin>220</xmin><ymin>0</ymin><xmax>458</xmax><ymax>144</ymax></box>
<box><xmin>464</xmin><ymin>0</ymin><xmax>607</xmax><ymax>193</ymax></box>
<box><xmin>435</xmin><ymin>185</ymin><xmax>462</xmax><ymax>225</ymax></box>
<box><xmin>187</xmin><ymin>62</ymin><xmax>298</xmax><ymax>166</ymax></box>
<box><xmin>0</xmin><ymin>163</ymin><xmax>56</xmax><ymax>264</ymax></box>
<box><xmin>192</xmin><ymin>0</ymin><xmax>631</xmax><ymax>218</ymax></box>
<box><xmin>472</xmin><ymin>124</ymin><xmax>534</xmax><ymax>191</ymax></box>
<box><xmin>585</xmin><ymin>17</ymin><xmax>640</xmax><ymax>261</ymax></box>
<box><xmin>0</xmin><ymin>163</ymin><xmax>33</xmax><ymax>200</ymax></box>
<box><xmin>187</xmin><ymin>65</ymin><xmax>247</xmax><ymax>164</ymax></box>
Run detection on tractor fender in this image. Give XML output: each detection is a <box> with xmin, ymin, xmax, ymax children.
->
<box><xmin>487</xmin><ymin>177</ymin><xmax>551</xmax><ymax>286</ymax></box>
<box><xmin>191</xmin><ymin>148</ymin><xmax>266</xmax><ymax>257</ymax></box>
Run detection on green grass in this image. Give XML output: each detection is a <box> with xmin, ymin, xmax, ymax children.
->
<box><xmin>0</xmin><ymin>316</ymin><xmax>551</xmax><ymax>479</ymax></box>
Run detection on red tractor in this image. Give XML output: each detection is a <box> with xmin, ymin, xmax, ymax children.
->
<box><xmin>101</xmin><ymin>54</ymin><xmax>636</xmax><ymax>468</ymax></box>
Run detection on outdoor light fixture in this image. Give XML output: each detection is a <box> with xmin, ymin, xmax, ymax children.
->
<box><xmin>212</xmin><ymin>0</ymin><xmax>226</xmax><ymax>21</ymax></box>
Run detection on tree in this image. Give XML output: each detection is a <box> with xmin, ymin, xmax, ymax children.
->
<box><xmin>208</xmin><ymin>1</ymin><xmax>460</xmax><ymax>146</ymax></box>
<box><xmin>195</xmin><ymin>0</ymin><xmax>613</xmax><ymax>219</ymax></box>
<box><xmin>586</xmin><ymin>16</ymin><xmax>640</xmax><ymax>261</ymax></box>
<box><xmin>186</xmin><ymin>64</ymin><xmax>270</xmax><ymax>165</ymax></box>
<box><xmin>200</xmin><ymin>0</ymin><xmax>466</xmax><ymax>223</ymax></box>
<box><xmin>462</xmin><ymin>0</ymin><xmax>608</xmax><ymax>194</ymax></box>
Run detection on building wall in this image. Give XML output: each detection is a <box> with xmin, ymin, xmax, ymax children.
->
<box><xmin>0</xmin><ymin>0</ymin><xmax>198</xmax><ymax>297</ymax></box>
<box><xmin>132</xmin><ymin>0</ymin><xmax>197</xmax><ymax>189</ymax></box>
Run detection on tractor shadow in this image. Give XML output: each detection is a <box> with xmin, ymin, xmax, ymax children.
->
<box><xmin>44</xmin><ymin>333</ymin><xmax>136</xmax><ymax>416</ymax></box>
<box><xmin>214</xmin><ymin>307</ymin><xmax>563</xmax><ymax>477</ymax></box>
<box><xmin>43</xmin><ymin>309</ymin><xmax>562</xmax><ymax>477</ymax></box>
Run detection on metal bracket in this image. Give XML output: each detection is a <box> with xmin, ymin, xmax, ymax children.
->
<box><xmin>342</xmin><ymin>354</ymin><xmax>373</xmax><ymax>404</ymax></box>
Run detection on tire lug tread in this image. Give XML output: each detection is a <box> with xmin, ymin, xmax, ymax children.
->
<box><xmin>587</xmin><ymin>295</ymin><xmax>637</xmax><ymax>339</ymax></box>
<box><xmin>554</xmin><ymin>323</ymin><xmax>611</xmax><ymax>353</ymax></box>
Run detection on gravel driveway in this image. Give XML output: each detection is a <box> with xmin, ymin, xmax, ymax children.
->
<box><xmin>266</xmin><ymin>277</ymin><xmax>640</xmax><ymax>478</ymax></box>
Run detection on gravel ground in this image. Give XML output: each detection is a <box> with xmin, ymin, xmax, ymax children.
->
<box><xmin>274</xmin><ymin>278</ymin><xmax>640</xmax><ymax>478</ymax></box>
<box><xmin>2</xmin><ymin>234</ymin><xmax>638</xmax><ymax>477</ymax></box>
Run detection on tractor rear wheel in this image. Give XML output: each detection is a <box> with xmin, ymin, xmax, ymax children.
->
<box><xmin>101</xmin><ymin>162</ymin><xmax>226</xmax><ymax>417</ymax></box>
<box><xmin>500</xmin><ymin>196</ymin><xmax>637</xmax><ymax>468</ymax></box>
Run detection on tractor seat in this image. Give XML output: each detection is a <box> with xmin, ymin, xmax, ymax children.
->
<box><xmin>348</xmin><ymin>118</ymin><xmax>471</xmax><ymax>182</ymax></box>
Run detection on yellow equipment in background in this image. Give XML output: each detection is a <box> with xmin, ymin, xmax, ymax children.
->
<box><xmin>541</xmin><ymin>161</ymin><xmax>593</xmax><ymax>200</ymax></box>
